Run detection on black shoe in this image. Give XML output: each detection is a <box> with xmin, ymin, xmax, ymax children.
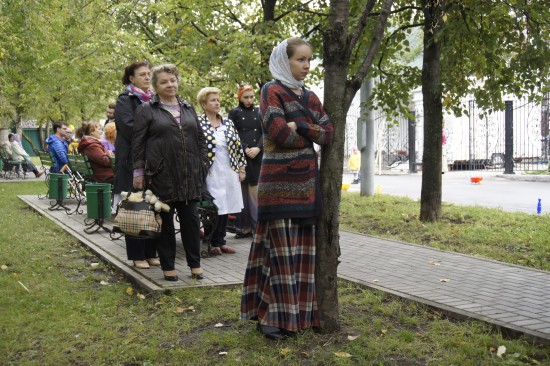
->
<box><xmin>257</xmin><ymin>323</ymin><xmax>287</xmax><ymax>341</ymax></box>
<box><xmin>234</xmin><ymin>231</ymin><xmax>253</xmax><ymax>239</ymax></box>
<box><xmin>351</xmin><ymin>179</ymin><xmax>359</xmax><ymax>184</ymax></box>
<box><xmin>164</xmin><ymin>275</ymin><xmax>179</xmax><ymax>281</ymax></box>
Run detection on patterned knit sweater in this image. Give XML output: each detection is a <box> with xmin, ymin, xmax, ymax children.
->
<box><xmin>257</xmin><ymin>81</ymin><xmax>334</xmax><ymax>221</ymax></box>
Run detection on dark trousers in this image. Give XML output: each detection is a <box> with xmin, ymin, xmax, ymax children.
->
<box><xmin>211</xmin><ymin>214</ymin><xmax>228</xmax><ymax>247</ymax></box>
<box><xmin>125</xmin><ymin>236</ymin><xmax>157</xmax><ymax>261</ymax></box>
<box><xmin>157</xmin><ymin>201</ymin><xmax>201</xmax><ymax>271</ymax></box>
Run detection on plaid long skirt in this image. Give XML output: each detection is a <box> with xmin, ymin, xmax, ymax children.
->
<box><xmin>240</xmin><ymin>219</ymin><xmax>319</xmax><ymax>332</ymax></box>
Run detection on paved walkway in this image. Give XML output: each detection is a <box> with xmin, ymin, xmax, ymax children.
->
<box><xmin>20</xmin><ymin>194</ymin><xmax>550</xmax><ymax>345</ymax></box>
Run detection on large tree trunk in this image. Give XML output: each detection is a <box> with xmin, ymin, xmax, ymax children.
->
<box><xmin>315</xmin><ymin>0</ymin><xmax>351</xmax><ymax>333</ymax></box>
<box><xmin>420</xmin><ymin>0</ymin><xmax>444</xmax><ymax>221</ymax></box>
<box><xmin>316</xmin><ymin>0</ymin><xmax>394</xmax><ymax>332</ymax></box>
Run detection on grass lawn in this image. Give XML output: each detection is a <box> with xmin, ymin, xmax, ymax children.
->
<box><xmin>1</xmin><ymin>182</ymin><xmax>549</xmax><ymax>365</ymax></box>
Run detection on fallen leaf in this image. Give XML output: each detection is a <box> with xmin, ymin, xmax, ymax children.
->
<box><xmin>334</xmin><ymin>352</ymin><xmax>352</xmax><ymax>358</ymax></box>
<box><xmin>154</xmin><ymin>301</ymin><xmax>165</xmax><ymax>306</ymax></box>
<box><xmin>176</xmin><ymin>306</ymin><xmax>194</xmax><ymax>314</ymax></box>
<box><xmin>373</xmin><ymin>279</ymin><xmax>379</xmax><ymax>282</ymax></box>
<box><xmin>428</xmin><ymin>260</ymin><xmax>441</xmax><ymax>266</ymax></box>
<box><xmin>1</xmin><ymin>264</ymin><xmax>8</xmax><ymax>270</ymax></box>
<box><xmin>214</xmin><ymin>323</ymin><xmax>224</xmax><ymax>327</ymax></box>
<box><xmin>126</xmin><ymin>287</ymin><xmax>134</xmax><ymax>296</ymax></box>
<box><xmin>99</xmin><ymin>280</ymin><xmax>109</xmax><ymax>285</ymax></box>
<box><xmin>439</xmin><ymin>278</ymin><xmax>450</xmax><ymax>282</ymax></box>
<box><xmin>175</xmin><ymin>296</ymin><xmax>183</xmax><ymax>303</ymax></box>
<box><xmin>90</xmin><ymin>262</ymin><xmax>99</xmax><ymax>267</ymax></box>
<box><xmin>280</xmin><ymin>347</ymin><xmax>291</xmax><ymax>356</ymax></box>
<box><xmin>218</xmin><ymin>351</ymin><xmax>227</xmax><ymax>355</ymax></box>
<box><xmin>496</xmin><ymin>345</ymin><xmax>506</xmax><ymax>357</ymax></box>
<box><xmin>137</xmin><ymin>293</ymin><xmax>146</xmax><ymax>300</ymax></box>
<box><xmin>347</xmin><ymin>335</ymin><xmax>359</xmax><ymax>341</ymax></box>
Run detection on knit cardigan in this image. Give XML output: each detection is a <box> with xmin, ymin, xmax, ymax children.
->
<box><xmin>257</xmin><ymin>81</ymin><xmax>334</xmax><ymax>221</ymax></box>
<box><xmin>198</xmin><ymin>114</ymin><xmax>247</xmax><ymax>173</ymax></box>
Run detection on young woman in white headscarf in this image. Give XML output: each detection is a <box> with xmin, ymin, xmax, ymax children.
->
<box><xmin>240</xmin><ymin>37</ymin><xmax>334</xmax><ymax>340</ymax></box>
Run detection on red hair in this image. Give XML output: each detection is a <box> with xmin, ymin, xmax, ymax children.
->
<box><xmin>237</xmin><ymin>84</ymin><xmax>254</xmax><ymax>101</ymax></box>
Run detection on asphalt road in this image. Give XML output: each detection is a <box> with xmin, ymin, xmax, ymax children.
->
<box><xmin>344</xmin><ymin>170</ymin><xmax>550</xmax><ymax>215</ymax></box>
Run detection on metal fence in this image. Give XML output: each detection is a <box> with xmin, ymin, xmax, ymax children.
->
<box><xmin>345</xmin><ymin>94</ymin><xmax>550</xmax><ymax>172</ymax></box>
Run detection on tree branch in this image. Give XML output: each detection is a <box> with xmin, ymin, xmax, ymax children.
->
<box><xmin>273</xmin><ymin>0</ymin><xmax>315</xmax><ymax>22</ymax></box>
<box><xmin>369</xmin><ymin>5</ymin><xmax>422</xmax><ymax>17</ymax></box>
<box><xmin>349</xmin><ymin>0</ymin><xmax>394</xmax><ymax>94</ymax></box>
<box><xmin>348</xmin><ymin>0</ymin><xmax>377</xmax><ymax>53</ymax></box>
<box><xmin>377</xmin><ymin>23</ymin><xmax>423</xmax><ymax>77</ymax></box>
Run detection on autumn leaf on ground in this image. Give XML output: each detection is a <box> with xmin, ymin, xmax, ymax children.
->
<box><xmin>497</xmin><ymin>345</ymin><xmax>506</xmax><ymax>357</ymax></box>
<box><xmin>280</xmin><ymin>347</ymin><xmax>291</xmax><ymax>356</ymax></box>
<box><xmin>175</xmin><ymin>296</ymin><xmax>183</xmax><ymax>303</ymax></box>
<box><xmin>347</xmin><ymin>335</ymin><xmax>359</xmax><ymax>341</ymax></box>
<box><xmin>218</xmin><ymin>351</ymin><xmax>227</xmax><ymax>355</ymax></box>
<box><xmin>126</xmin><ymin>287</ymin><xmax>134</xmax><ymax>296</ymax></box>
<box><xmin>1</xmin><ymin>264</ymin><xmax>8</xmax><ymax>270</ymax></box>
<box><xmin>214</xmin><ymin>323</ymin><xmax>224</xmax><ymax>327</ymax></box>
<box><xmin>176</xmin><ymin>306</ymin><xmax>195</xmax><ymax>314</ymax></box>
<box><xmin>137</xmin><ymin>293</ymin><xmax>146</xmax><ymax>300</ymax></box>
<box><xmin>99</xmin><ymin>280</ymin><xmax>109</xmax><ymax>285</ymax></box>
<box><xmin>90</xmin><ymin>262</ymin><xmax>99</xmax><ymax>267</ymax></box>
<box><xmin>380</xmin><ymin>329</ymin><xmax>388</xmax><ymax>336</ymax></box>
<box><xmin>428</xmin><ymin>260</ymin><xmax>441</xmax><ymax>266</ymax></box>
<box><xmin>334</xmin><ymin>352</ymin><xmax>352</xmax><ymax>358</ymax></box>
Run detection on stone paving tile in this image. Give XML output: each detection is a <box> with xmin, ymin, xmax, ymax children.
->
<box><xmin>20</xmin><ymin>195</ymin><xmax>550</xmax><ymax>345</ymax></box>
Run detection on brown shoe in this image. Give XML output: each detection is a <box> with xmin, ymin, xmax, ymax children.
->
<box><xmin>209</xmin><ymin>247</ymin><xmax>222</xmax><ymax>256</ymax></box>
<box><xmin>34</xmin><ymin>171</ymin><xmax>45</xmax><ymax>178</ymax></box>
<box><xmin>220</xmin><ymin>245</ymin><xmax>236</xmax><ymax>254</ymax></box>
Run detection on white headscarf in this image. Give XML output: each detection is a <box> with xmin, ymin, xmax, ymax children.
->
<box><xmin>269</xmin><ymin>38</ymin><xmax>304</xmax><ymax>89</ymax></box>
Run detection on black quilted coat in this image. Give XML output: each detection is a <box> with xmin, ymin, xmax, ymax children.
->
<box><xmin>132</xmin><ymin>95</ymin><xmax>210</xmax><ymax>203</ymax></box>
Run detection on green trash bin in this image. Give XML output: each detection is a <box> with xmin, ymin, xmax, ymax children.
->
<box><xmin>48</xmin><ymin>173</ymin><xmax>69</xmax><ymax>200</ymax></box>
<box><xmin>86</xmin><ymin>183</ymin><xmax>112</xmax><ymax>219</ymax></box>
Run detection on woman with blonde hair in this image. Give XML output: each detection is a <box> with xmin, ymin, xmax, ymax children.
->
<box><xmin>197</xmin><ymin>86</ymin><xmax>247</xmax><ymax>255</ymax></box>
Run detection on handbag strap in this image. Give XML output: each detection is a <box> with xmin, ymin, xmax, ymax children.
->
<box><xmin>276</xmin><ymin>81</ymin><xmax>319</xmax><ymax>125</ymax></box>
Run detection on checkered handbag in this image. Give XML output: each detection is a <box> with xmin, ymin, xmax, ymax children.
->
<box><xmin>113</xmin><ymin>196</ymin><xmax>162</xmax><ymax>238</ymax></box>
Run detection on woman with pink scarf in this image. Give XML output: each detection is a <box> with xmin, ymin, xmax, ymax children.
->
<box><xmin>114</xmin><ymin>61</ymin><xmax>159</xmax><ymax>270</ymax></box>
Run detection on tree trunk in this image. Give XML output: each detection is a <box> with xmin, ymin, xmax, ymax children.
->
<box><xmin>315</xmin><ymin>0</ymin><xmax>351</xmax><ymax>333</ymax></box>
<box><xmin>420</xmin><ymin>0</ymin><xmax>444</xmax><ymax>222</ymax></box>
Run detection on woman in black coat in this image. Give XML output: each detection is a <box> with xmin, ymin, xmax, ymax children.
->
<box><xmin>133</xmin><ymin>63</ymin><xmax>209</xmax><ymax>281</ymax></box>
<box><xmin>228</xmin><ymin>83</ymin><xmax>263</xmax><ymax>238</ymax></box>
<box><xmin>114</xmin><ymin>61</ymin><xmax>159</xmax><ymax>269</ymax></box>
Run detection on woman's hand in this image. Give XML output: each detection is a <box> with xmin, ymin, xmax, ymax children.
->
<box><xmin>287</xmin><ymin>122</ymin><xmax>297</xmax><ymax>130</ymax></box>
<box><xmin>245</xmin><ymin>147</ymin><xmax>261</xmax><ymax>159</ymax></box>
<box><xmin>238</xmin><ymin>170</ymin><xmax>246</xmax><ymax>182</ymax></box>
<box><xmin>133</xmin><ymin>175</ymin><xmax>144</xmax><ymax>190</ymax></box>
